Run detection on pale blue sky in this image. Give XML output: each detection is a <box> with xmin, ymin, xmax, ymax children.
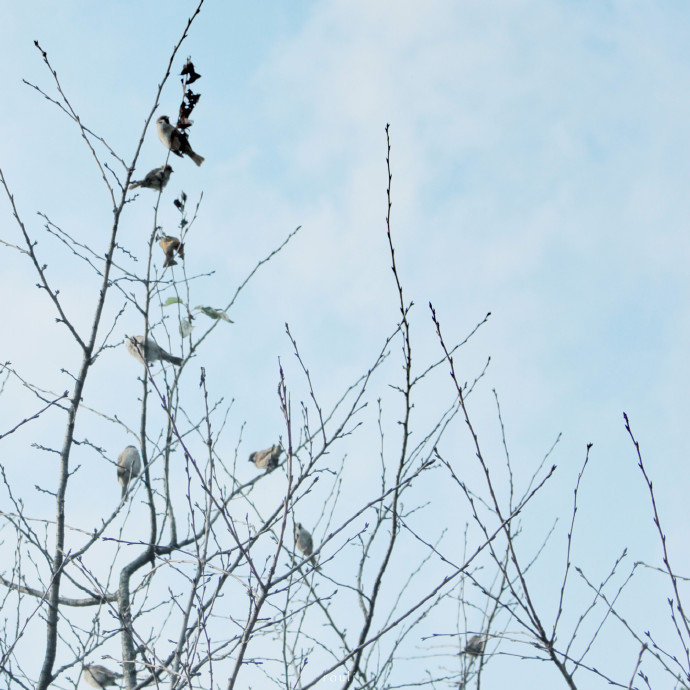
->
<box><xmin>1</xmin><ymin>2</ymin><xmax>689</xmax><ymax>689</ymax></box>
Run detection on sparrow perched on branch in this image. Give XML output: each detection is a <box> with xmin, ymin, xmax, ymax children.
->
<box><xmin>126</xmin><ymin>335</ymin><xmax>182</xmax><ymax>366</ymax></box>
<box><xmin>248</xmin><ymin>444</ymin><xmax>281</xmax><ymax>470</ymax></box>
<box><xmin>159</xmin><ymin>235</ymin><xmax>184</xmax><ymax>267</ymax></box>
<box><xmin>464</xmin><ymin>634</ymin><xmax>486</xmax><ymax>657</ymax></box>
<box><xmin>83</xmin><ymin>664</ymin><xmax>123</xmax><ymax>688</ymax></box>
<box><xmin>129</xmin><ymin>165</ymin><xmax>173</xmax><ymax>191</ymax></box>
<box><xmin>156</xmin><ymin>115</ymin><xmax>204</xmax><ymax>166</ymax></box>
<box><xmin>295</xmin><ymin>522</ymin><xmax>314</xmax><ymax>556</ymax></box>
<box><xmin>294</xmin><ymin>522</ymin><xmax>313</xmax><ymax>556</ymax></box>
<box><xmin>294</xmin><ymin>521</ymin><xmax>319</xmax><ymax>570</ymax></box>
<box><xmin>117</xmin><ymin>445</ymin><xmax>141</xmax><ymax>497</ymax></box>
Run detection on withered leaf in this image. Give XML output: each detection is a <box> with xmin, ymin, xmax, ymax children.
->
<box><xmin>185</xmin><ymin>90</ymin><xmax>201</xmax><ymax>106</ymax></box>
<box><xmin>180</xmin><ymin>59</ymin><xmax>201</xmax><ymax>84</ymax></box>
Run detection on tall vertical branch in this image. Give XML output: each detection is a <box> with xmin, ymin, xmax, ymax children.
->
<box><xmin>340</xmin><ymin>124</ymin><xmax>413</xmax><ymax>690</ymax></box>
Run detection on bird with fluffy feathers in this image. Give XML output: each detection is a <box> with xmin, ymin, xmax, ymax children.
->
<box><xmin>248</xmin><ymin>444</ymin><xmax>282</xmax><ymax>470</ymax></box>
<box><xmin>129</xmin><ymin>164</ymin><xmax>173</xmax><ymax>191</ymax></box>
<box><xmin>126</xmin><ymin>335</ymin><xmax>182</xmax><ymax>366</ymax></box>
<box><xmin>82</xmin><ymin>664</ymin><xmax>122</xmax><ymax>688</ymax></box>
<box><xmin>117</xmin><ymin>445</ymin><xmax>141</xmax><ymax>498</ymax></box>
<box><xmin>156</xmin><ymin>115</ymin><xmax>204</xmax><ymax>166</ymax></box>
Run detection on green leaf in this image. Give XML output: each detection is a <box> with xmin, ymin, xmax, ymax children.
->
<box><xmin>164</xmin><ymin>296</ymin><xmax>183</xmax><ymax>306</ymax></box>
<box><xmin>195</xmin><ymin>306</ymin><xmax>233</xmax><ymax>323</ymax></box>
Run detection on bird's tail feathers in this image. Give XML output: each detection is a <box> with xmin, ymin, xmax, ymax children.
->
<box><xmin>129</xmin><ymin>181</ymin><xmax>142</xmax><ymax>189</ymax></box>
<box><xmin>163</xmin><ymin>353</ymin><xmax>183</xmax><ymax>366</ymax></box>
<box><xmin>190</xmin><ymin>152</ymin><xmax>205</xmax><ymax>166</ymax></box>
<box><xmin>119</xmin><ymin>470</ymin><xmax>129</xmax><ymax>498</ymax></box>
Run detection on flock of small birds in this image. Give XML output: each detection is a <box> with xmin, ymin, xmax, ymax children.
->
<box><xmin>82</xmin><ymin>56</ymin><xmax>488</xmax><ymax>688</ymax></box>
<box><xmin>82</xmin><ymin>60</ymin><xmax>320</xmax><ymax>689</ymax></box>
<box><xmin>122</xmin><ymin>58</ymin><xmax>202</xmax><ymax>376</ymax></box>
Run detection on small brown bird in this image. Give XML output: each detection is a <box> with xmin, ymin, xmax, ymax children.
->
<box><xmin>156</xmin><ymin>115</ymin><xmax>204</xmax><ymax>166</ymax></box>
<box><xmin>159</xmin><ymin>235</ymin><xmax>184</xmax><ymax>268</ymax></box>
<box><xmin>464</xmin><ymin>634</ymin><xmax>486</xmax><ymax>657</ymax></box>
<box><xmin>248</xmin><ymin>444</ymin><xmax>281</xmax><ymax>470</ymax></box>
<box><xmin>126</xmin><ymin>335</ymin><xmax>182</xmax><ymax>366</ymax></box>
<box><xmin>129</xmin><ymin>165</ymin><xmax>173</xmax><ymax>191</ymax></box>
<box><xmin>117</xmin><ymin>445</ymin><xmax>142</xmax><ymax>498</ymax></box>
<box><xmin>83</xmin><ymin>664</ymin><xmax>122</xmax><ymax>688</ymax></box>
